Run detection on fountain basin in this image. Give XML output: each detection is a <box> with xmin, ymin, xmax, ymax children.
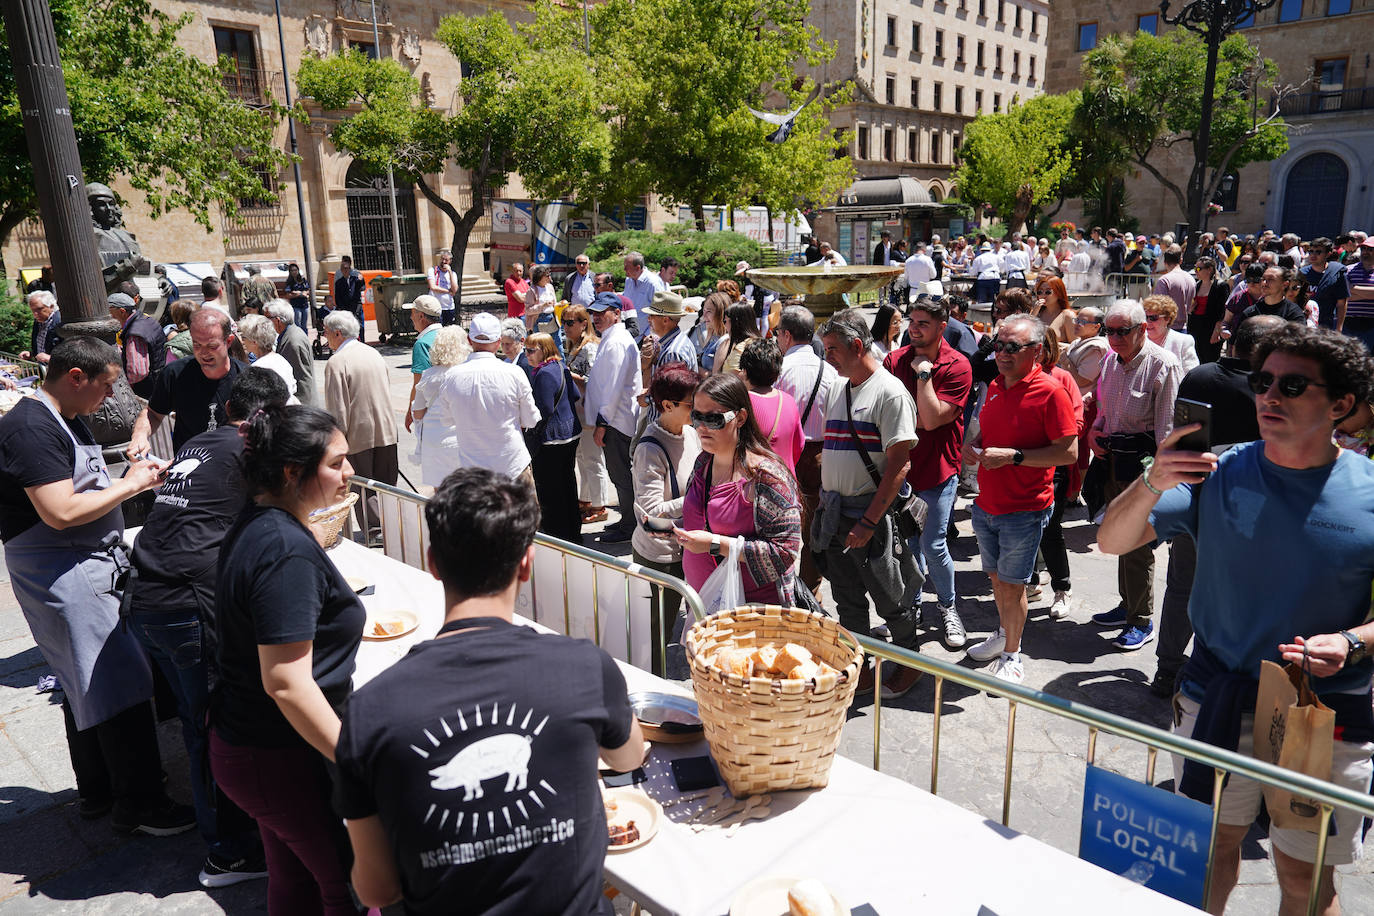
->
<box><xmin>745</xmin><ymin>265</ymin><xmax>903</xmax><ymax>321</ymax></box>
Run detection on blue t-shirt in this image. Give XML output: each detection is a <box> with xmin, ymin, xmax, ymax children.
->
<box><xmin>412</xmin><ymin>325</ymin><xmax>440</xmax><ymax>375</ymax></box>
<box><xmin>1150</xmin><ymin>441</ymin><xmax>1374</xmax><ymax>695</ymax></box>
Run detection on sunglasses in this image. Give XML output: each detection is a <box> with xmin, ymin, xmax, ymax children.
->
<box><xmin>523</xmin><ymin>346</ymin><xmax>541</xmax><ymax>355</ymax></box>
<box><xmin>1144</xmin><ymin>314</ymin><xmax>1165</xmax><ymax>323</ymax></box>
<box><xmin>1248</xmin><ymin>370</ymin><xmax>1329</xmax><ymax>398</ymax></box>
<box><xmin>690</xmin><ymin>409</ymin><xmax>737</xmax><ymax>430</ymax></box>
<box><xmin>1104</xmin><ymin>324</ymin><xmax>1141</xmax><ymax>338</ymax></box>
<box><xmin>991</xmin><ymin>339</ymin><xmax>1037</xmax><ymax>354</ymax></box>
<box><xmin>1074</xmin><ymin>316</ymin><xmax>1100</xmax><ymax>326</ymax></box>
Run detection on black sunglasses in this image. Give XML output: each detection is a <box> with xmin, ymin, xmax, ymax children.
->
<box><xmin>1104</xmin><ymin>324</ymin><xmax>1141</xmax><ymax>338</ymax></box>
<box><xmin>991</xmin><ymin>339</ymin><xmax>1036</xmax><ymax>354</ymax></box>
<box><xmin>690</xmin><ymin>409</ymin><xmax>737</xmax><ymax>430</ymax></box>
<box><xmin>1248</xmin><ymin>370</ymin><xmax>1329</xmax><ymax>398</ymax></box>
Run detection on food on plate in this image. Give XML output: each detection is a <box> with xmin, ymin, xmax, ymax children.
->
<box><xmin>787</xmin><ymin>878</ymin><xmax>840</xmax><ymax>916</ymax></box>
<box><xmin>607</xmin><ymin>819</ymin><xmax>640</xmax><ymax>846</ymax></box>
<box><xmin>710</xmin><ymin>641</ymin><xmax>838</xmax><ymax>682</ymax></box>
<box><xmin>370</xmin><ymin>618</ymin><xmax>406</xmax><ymax>638</ymax></box>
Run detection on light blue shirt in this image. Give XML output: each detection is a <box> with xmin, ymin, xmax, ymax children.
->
<box><xmin>622</xmin><ymin>270</ymin><xmax>665</xmax><ymax>316</ymax></box>
<box><xmin>566</xmin><ymin>270</ymin><xmax>596</xmax><ymax>307</ymax></box>
<box><xmin>1150</xmin><ymin>442</ymin><xmax>1374</xmax><ymax>695</ymax></box>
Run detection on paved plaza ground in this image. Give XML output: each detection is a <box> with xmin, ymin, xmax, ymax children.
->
<box><xmin>0</xmin><ymin>321</ymin><xmax>1370</xmax><ymax>913</ymax></box>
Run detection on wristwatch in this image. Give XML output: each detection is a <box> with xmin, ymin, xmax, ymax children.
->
<box><xmin>916</xmin><ymin>368</ymin><xmax>933</xmax><ymax>381</ymax></box>
<box><xmin>1012</xmin><ymin>449</ymin><xmax>1025</xmax><ymax>466</ymax></box>
<box><xmin>1339</xmin><ymin>630</ymin><xmax>1367</xmax><ymax>667</ymax></box>
<box><xmin>709</xmin><ymin>537</ymin><xmax>722</xmax><ymax>558</ymax></box>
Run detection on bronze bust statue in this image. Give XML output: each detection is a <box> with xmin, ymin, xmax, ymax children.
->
<box><xmin>87</xmin><ymin>182</ymin><xmax>149</xmax><ymax>291</ymax></box>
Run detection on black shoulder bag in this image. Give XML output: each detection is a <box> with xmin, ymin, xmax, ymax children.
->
<box><xmin>844</xmin><ymin>384</ymin><xmax>920</xmax><ymax>543</ymax></box>
<box><xmin>799</xmin><ymin>361</ymin><xmax>824</xmax><ymax>429</ymax></box>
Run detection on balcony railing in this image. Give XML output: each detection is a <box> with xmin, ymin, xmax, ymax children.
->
<box><xmin>221</xmin><ymin>68</ymin><xmax>285</xmax><ymax>107</ymax></box>
<box><xmin>1271</xmin><ymin>86</ymin><xmax>1374</xmax><ymax>117</ymax></box>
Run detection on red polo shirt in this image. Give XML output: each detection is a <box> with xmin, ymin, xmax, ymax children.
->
<box><xmin>884</xmin><ymin>338</ymin><xmax>972</xmax><ymax>492</ymax></box>
<box><xmin>975</xmin><ymin>362</ymin><xmax>1077</xmax><ymax>515</ymax></box>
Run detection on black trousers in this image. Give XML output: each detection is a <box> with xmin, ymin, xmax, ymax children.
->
<box><xmin>532</xmin><ymin>439</ymin><xmax>583</xmax><ymax>544</ymax></box>
<box><xmin>62</xmin><ymin>698</ymin><xmax>166</xmax><ymax>816</ymax></box>
<box><xmin>1037</xmin><ymin>466</ymin><xmax>1072</xmax><ymax>593</ymax></box>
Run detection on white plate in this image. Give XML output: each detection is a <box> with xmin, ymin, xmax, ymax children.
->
<box><xmin>344</xmin><ymin>575</ymin><xmax>372</xmax><ymax>593</ymax></box>
<box><xmin>604</xmin><ymin>787</ymin><xmax>662</xmax><ymax>853</ymax></box>
<box><xmin>361</xmin><ymin>609</ymin><xmax>418</xmax><ymax>641</ymax></box>
<box><xmin>729</xmin><ymin>875</ymin><xmax>845</xmax><ymax>916</ymax></box>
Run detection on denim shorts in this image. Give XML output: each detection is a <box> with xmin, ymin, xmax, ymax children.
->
<box><xmin>970</xmin><ymin>504</ymin><xmax>1052</xmax><ymax>584</ymax></box>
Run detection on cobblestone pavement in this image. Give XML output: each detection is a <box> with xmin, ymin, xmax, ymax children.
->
<box><xmin>0</xmin><ymin>323</ymin><xmax>1368</xmax><ymax>913</ymax></box>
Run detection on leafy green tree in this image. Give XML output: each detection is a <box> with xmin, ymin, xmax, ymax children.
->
<box><xmin>582</xmin><ymin>225</ymin><xmax>763</xmax><ymax>295</ymax></box>
<box><xmin>0</xmin><ymin>0</ymin><xmax>292</xmax><ymax>263</ymax></box>
<box><xmin>297</xmin><ymin>8</ymin><xmax>610</xmax><ymax>301</ymax></box>
<box><xmin>1079</xmin><ymin>30</ymin><xmax>1288</xmax><ymax>227</ymax></box>
<box><xmin>585</xmin><ymin>0</ymin><xmax>854</xmax><ymax>229</ymax></box>
<box><xmin>952</xmin><ymin>93</ymin><xmax>1078</xmax><ymax>232</ymax></box>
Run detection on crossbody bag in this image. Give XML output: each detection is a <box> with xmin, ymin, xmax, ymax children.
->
<box><xmin>843</xmin><ymin>384</ymin><xmax>920</xmax><ymax>543</ymax></box>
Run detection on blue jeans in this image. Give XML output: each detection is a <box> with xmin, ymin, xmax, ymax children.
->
<box><xmin>970</xmin><ymin>504</ymin><xmax>1052</xmax><ymax>584</ymax></box>
<box><xmin>292</xmin><ymin>303</ymin><xmax>309</xmax><ymax>333</ymax></box>
<box><xmin>130</xmin><ymin>607</ymin><xmax>256</xmax><ymax>858</ymax></box>
<box><xmin>907</xmin><ymin>474</ymin><xmax>958</xmax><ymax>605</ymax></box>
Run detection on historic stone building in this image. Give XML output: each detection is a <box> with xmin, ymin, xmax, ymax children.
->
<box><xmin>802</xmin><ymin>0</ymin><xmax>1050</xmax><ymax>199</ymax></box>
<box><xmin>5</xmin><ymin>0</ymin><xmax>532</xmax><ymax>284</ymax></box>
<box><xmin>1045</xmin><ymin>0</ymin><xmax>1374</xmax><ymax>239</ymax></box>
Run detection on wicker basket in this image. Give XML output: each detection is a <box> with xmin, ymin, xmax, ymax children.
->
<box><xmin>685</xmin><ymin>605</ymin><xmax>863</xmax><ymax>798</ymax></box>
<box><xmin>308</xmin><ymin>492</ymin><xmax>358</xmax><ymax>550</ymax></box>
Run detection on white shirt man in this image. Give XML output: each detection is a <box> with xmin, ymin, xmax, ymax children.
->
<box><xmin>904</xmin><ymin>245</ymin><xmax>937</xmax><ymax>296</ymax></box>
<box><xmin>971</xmin><ymin>247</ymin><xmax>1002</xmax><ymax>280</ymax></box>
<box><xmin>430</xmin><ymin>312</ymin><xmax>539</xmax><ymax>479</ymax></box>
<box><xmin>584</xmin><ymin>292</ymin><xmax>643</xmax><ymax>541</ymax></box>
<box><xmin>809</xmin><ymin>242</ymin><xmax>847</xmax><ymax>267</ymax></box>
<box><xmin>1001</xmin><ymin>243</ymin><xmax>1031</xmax><ymax>280</ymax></box>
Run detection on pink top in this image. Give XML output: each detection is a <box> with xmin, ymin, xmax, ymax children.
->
<box><xmin>748</xmin><ymin>390</ymin><xmax>804</xmax><ymax>472</ymax></box>
<box><xmin>681</xmin><ymin>475</ymin><xmax>776</xmax><ymax>603</ymax></box>
<box><xmin>1049</xmin><ymin>365</ymin><xmax>1085</xmax><ymax>435</ymax></box>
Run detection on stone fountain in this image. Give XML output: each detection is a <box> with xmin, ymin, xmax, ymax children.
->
<box><xmin>744</xmin><ymin>264</ymin><xmax>903</xmax><ymax>322</ymax></box>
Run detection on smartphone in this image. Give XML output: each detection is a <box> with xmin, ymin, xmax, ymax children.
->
<box><xmin>1173</xmin><ymin>398</ymin><xmax>1212</xmax><ymax>452</ymax></box>
<box><xmin>670</xmin><ymin>756</ymin><xmax>721</xmax><ymax>792</ymax></box>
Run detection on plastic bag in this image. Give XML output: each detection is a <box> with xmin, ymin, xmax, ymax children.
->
<box><xmin>697</xmin><ymin>536</ymin><xmax>746</xmax><ymax>615</ymax></box>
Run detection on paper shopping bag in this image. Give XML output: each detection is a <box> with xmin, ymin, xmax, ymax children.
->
<box><xmin>1252</xmin><ymin>660</ymin><xmax>1335</xmax><ymax>832</ymax></box>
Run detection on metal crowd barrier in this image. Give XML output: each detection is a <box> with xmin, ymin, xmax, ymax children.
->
<box><xmin>349</xmin><ymin>475</ymin><xmax>1371</xmax><ymax>914</ymax></box>
<box><xmin>346</xmin><ymin>476</ymin><xmax>705</xmax><ymax>676</ymax></box>
<box><xmin>1104</xmin><ymin>271</ymin><xmax>1155</xmax><ymax>301</ymax></box>
<box><xmin>859</xmin><ymin>636</ymin><xmax>1374</xmax><ymax>915</ymax></box>
<box><xmin>0</xmin><ymin>350</ymin><xmax>43</xmax><ymax>383</ymax></box>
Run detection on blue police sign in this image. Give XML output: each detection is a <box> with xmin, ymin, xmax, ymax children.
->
<box><xmin>1079</xmin><ymin>765</ymin><xmax>1212</xmax><ymax>907</ymax></box>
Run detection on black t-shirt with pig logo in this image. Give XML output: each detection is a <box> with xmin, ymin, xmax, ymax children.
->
<box><xmin>335</xmin><ymin>617</ymin><xmax>633</xmax><ymax>915</ymax></box>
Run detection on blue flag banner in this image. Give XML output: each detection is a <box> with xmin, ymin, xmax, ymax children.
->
<box><xmin>1078</xmin><ymin>764</ymin><xmax>1212</xmax><ymax>907</ymax></box>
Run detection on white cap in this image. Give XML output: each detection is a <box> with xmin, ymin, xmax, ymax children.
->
<box><xmin>468</xmin><ymin>311</ymin><xmax>503</xmax><ymax>344</ymax></box>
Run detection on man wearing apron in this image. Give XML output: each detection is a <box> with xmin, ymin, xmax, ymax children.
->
<box><xmin>0</xmin><ymin>337</ymin><xmax>193</xmax><ymax>835</ymax></box>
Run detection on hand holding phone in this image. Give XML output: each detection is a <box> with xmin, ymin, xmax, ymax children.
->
<box><xmin>1172</xmin><ymin>398</ymin><xmax>1212</xmax><ymax>453</ymax></box>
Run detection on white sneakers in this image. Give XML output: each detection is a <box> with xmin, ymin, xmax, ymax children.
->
<box><xmin>1049</xmin><ymin>590</ymin><xmax>1072</xmax><ymax>620</ymax></box>
<box><xmin>966</xmin><ymin>627</ymin><xmax>1006</xmax><ymax>662</ymax></box>
<box><xmin>989</xmin><ymin>653</ymin><xmax>1025</xmax><ymax>685</ymax></box>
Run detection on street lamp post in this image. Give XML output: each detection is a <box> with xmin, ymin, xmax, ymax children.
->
<box><xmin>370</xmin><ymin>0</ymin><xmax>405</xmax><ymax>275</ymax></box>
<box><xmin>1159</xmin><ymin>0</ymin><xmax>1276</xmax><ymax>263</ymax></box>
<box><xmin>0</xmin><ymin>0</ymin><xmax>113</xmax><ymax>339</ymax></box>
<box><xmin>273</xmin><ymin>0</ymin><xmax>316</xmax><ymax>314</ymax></box>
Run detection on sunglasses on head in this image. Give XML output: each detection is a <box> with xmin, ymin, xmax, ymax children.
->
<box><xmin>1104</xmin><ymin>324</ymin><xmax>1140</xmax><ymax>338</ymax></box>
<box><xmin>991</xmin><ymin>339</ymin><xmax>1036</xmax><ymax>354</ymax></box>
<box><xmin>690</xmin><ymin>409</ymin><xmax>737</xmax><ymax>430</ymax></box>
<box><xmin>1248</xmin><ymin>370</ymin><xmax>1329</xmax><ymax>398</ymax></box>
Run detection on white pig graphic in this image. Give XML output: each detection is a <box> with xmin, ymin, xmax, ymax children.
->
<box><xmin>164</xmin><ymin>458</ymin><xmax>203</xmax><ymax>481</ymax></box>
<box><xmin>428</xmin><ymin>733</ymin><xmax>533</xmax><ymax>801</ymax></box>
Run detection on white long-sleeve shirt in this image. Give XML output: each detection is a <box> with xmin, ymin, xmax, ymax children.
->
<box><xmin>585</xmin><ymin>321</ymin><xmax>640</xmax><ymax>437</ymax></box>
<box><xmin>971</xmin><ymin>251</ymin><xmax>1003</xmax><ymax>280</ymax></box>
<box><xmin>776</xmin><ymin>343</ymin><xmax>838</xmax><ymax>443</ymax></box>
<box><xmin>430</xmin><ymin>352</ymin><xmax>540</xmax><ymax>478</ymax></box>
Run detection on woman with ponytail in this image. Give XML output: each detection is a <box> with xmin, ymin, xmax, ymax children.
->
<box><xmin>208</xmin><ymin>405</ymin><xmax>363</xmax><ymax>915</ymax></box>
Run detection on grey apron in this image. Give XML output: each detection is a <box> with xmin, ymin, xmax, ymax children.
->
<box><xmin>4</xmin><ymin>392</ymin><xmax>152</xmax><ymax>730</ymax></box>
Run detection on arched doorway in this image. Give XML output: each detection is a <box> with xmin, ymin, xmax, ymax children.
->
<box><xmin>345</xmin><ymin>161</ymin><xmax>421</xmax><ymax>272</ymax></box>
<box><xmin>1281</xmin><ymin>153</ymin><xmax>1347</xmax><ymax>241</ymax></box>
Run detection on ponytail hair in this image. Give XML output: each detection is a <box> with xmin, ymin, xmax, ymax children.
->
<box><xmin>240</xmin><ymin>405</ymin><xmax>343</xmax><ymax>496</ymax></box>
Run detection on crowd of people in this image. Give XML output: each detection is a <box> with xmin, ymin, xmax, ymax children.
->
<box><xmin>1</xmin><ymin>223</ymin><xmax>1373</xmax><ymax>914</ymax></box>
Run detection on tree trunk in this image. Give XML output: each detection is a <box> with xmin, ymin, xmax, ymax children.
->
<box><xmin>692</xmin><ymin>200</ymin><xmax>706</xmax><ymax>232</ymax></box>
<box><xmin>415</xmin><ymin>171</ymin><xmax>484</xmax><ymax>308</ymax></box>
<box><xmin>765</xmin><ymin>203</ymin><xmax>774</xmax><ymax>243</ymax></box>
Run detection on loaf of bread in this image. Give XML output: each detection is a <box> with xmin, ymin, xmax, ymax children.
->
<box><xmin>787</xmin><ymin>878</ymin><xmax>837</xmax><ymax>916</ymax></box>
<box><xmin>710</xmin><ymin>641</ymin><xmax>837</xmax><ymax>681</ymax></box>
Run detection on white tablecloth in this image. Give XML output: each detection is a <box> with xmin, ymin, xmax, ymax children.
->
<box><xmin>330</xmin><ymin>539</ymin><xmax>1198</xmax><ymax>916</ymax></box>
